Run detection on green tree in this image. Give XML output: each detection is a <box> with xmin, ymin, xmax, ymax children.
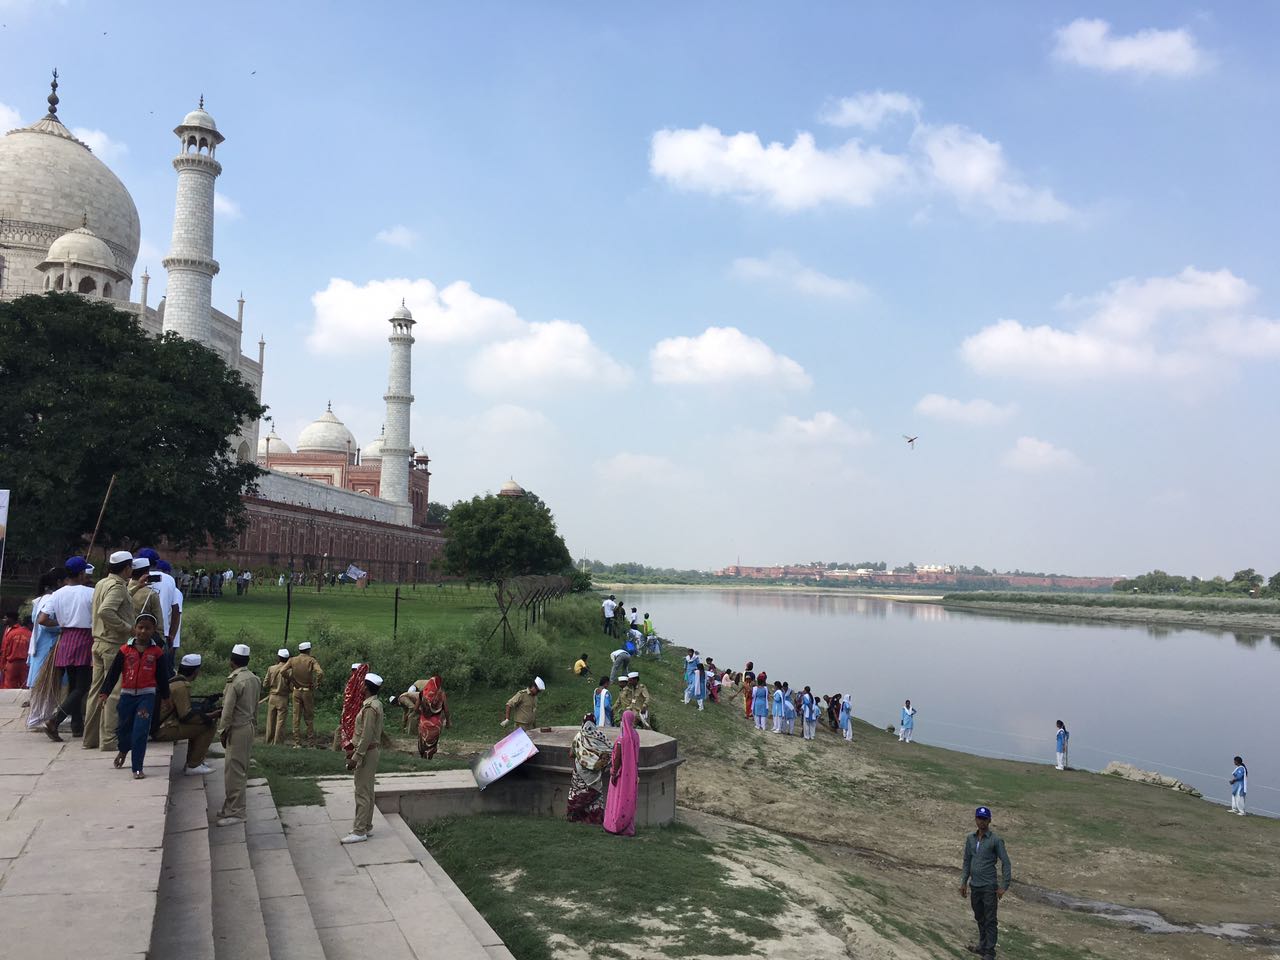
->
<box><xmin>0</xmin><ymin>293</ymin><xmax>264</xmax><ymax>562</ymax></box>
<box><xmin>424</xmin><ymin>501</ymin><xmax>451</xmax><ymax>524</ymax></box>
<box><xmin>439</xmin><ymin>490</ymin><xmax>572</xmax><ymax>582</ymax></box>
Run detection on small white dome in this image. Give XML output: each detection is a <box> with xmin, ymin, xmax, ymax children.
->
<box><xmin>182</xmin><ymin>107</ymin><xmax>218</xmax><ymax>131</ymax></box>
<box><xmin>362</xmin><ymin>426</ymin><xmax>386</xmax><ymax>461</ymax></box>
<box><xmin>257</xmin><ymin>429</ymin><xmax>291</xmax><ymax>456</ymax></box>
<box><xmin>46</xmin><ymin>225</ymin><xmax>116</xmax><ymax>272</ymax></box>
<box><xmin>297</xmin><ymin>405</ymin><xmax>357</xmax><ymax>454</ymax></box>
<box><xmin>498</xmin><ymin>478</ymin><xmax>525</xmax><ymax>498</ymax></box>
<box><xmin>392</xmin><ymin>302</ymin><xmax>413</xmax><ymax>321</ymax></box>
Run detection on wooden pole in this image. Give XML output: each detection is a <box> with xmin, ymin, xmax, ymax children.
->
<box><xmin>84</xmin><ymin>473</ymin><xmax>117</xmax><ymax>563</ymax></box>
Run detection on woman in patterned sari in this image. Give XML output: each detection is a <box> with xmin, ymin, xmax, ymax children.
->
<box><xmin>337</xmin><ymin>663</ymin><xmax>368</xmax><ymax>752</ymax></box>
<box><xmin>566</xmin><ymin>713</ymin><xmax>611</xmax><ymax>824</ymax></box>
<box><xmin>416</xmin><ymin>675</ymin><xmax>450</xmax><ymax>759</ymax></box>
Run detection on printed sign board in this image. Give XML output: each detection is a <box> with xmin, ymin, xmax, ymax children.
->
<box><xmin>472</xmin><ymin>727</ymin><xmax>539</xmax><ymax>790</ymax></box>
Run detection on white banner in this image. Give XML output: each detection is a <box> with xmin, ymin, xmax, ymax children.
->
<box><xmin>471</xmin><ymin>727</ymin><xmax>539</xmax><ymax>791</ymax></box>
<box><xmin>344</xmin><ymin>563</ymin><xmax>368</xmax><ymax>581</ymax></box>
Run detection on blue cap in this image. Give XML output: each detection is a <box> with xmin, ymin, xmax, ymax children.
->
<box><xmin>65</xmin><ymin>556</ymin><xmax>88</xmax><ymax>574</ymax></box>
<box><xmin>157</xmin><ymin>560</ymin><xmax>172</xmax><ymax>573</ymax></box>
<box><xmin>137</xmin><ymin>547</ymin><xmax>161</xmax><ymax>563</ymax></box>
<box><xmin>975</xmin><ymin>806</ymin><xmax>992</xmax><ymax>819</ymax></box>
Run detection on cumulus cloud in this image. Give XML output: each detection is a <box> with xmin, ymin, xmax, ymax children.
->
<box><xmin>308</xmin><ymin>277</ymin><xmax>526</xmax><ymax>354</ymax></box>
<box><xmin>72</xmin><ymin>127</ymin><xmax>127</xmax><ymax>161</ymax></box>
<box><xmin>650</xmin><ymin>125</ymin><xmax>909</xmax><ymax>212</ymax></box>
<box><xmin>213</xmin><ymin>192</ymin><xmax>242</xmax><ymax>220</ymax></box>
<box><xmin>0</xmin><ymin>102</ymin><xmax>22</xmax><ymax>131</ymax></box>
<box><xmin>651</xmin><ymin>96</ymin><xmax>1071</xmax><ymax>222</ymax></box>
<box><xmin>820</xmin><ymin>91</ymin><xmax>920</xmax><ymax>130</ymax></box>
<box><xmin>594</xmin><ymin>452</ymin><xmax>694</xmax><ymax>488</ymax></box>
<box><xmin>915</xmin><ymin>394</ymin><xmax>1017</xmax><ymax>425</ymax></box>
<box><xmin>651</xmin><ymin>326</ymin><xmax>811</xmax><ymax>389</ymax></box>
<box><xmin>1002</xmin><ymin>436</ymin><xmax>1080</xmax><ymax>473</ymax></box>
<box><xmin>961</xmin><ymin>267</ymin><xmax>1280</xmax><ymax>381</ymax></box>
<box><xmin>773</xmin><ymin>411</ymin><xmax>871</xmax><ymax>446</ymax></box>
<box><xmin>473</xmin><ymin>404</ymin><xmax>551</xmax><ymax>435</ymax></box>
<box><xmin>731</xmin><ymin>251</ymin><xmax>867</xmax><ymax>300</ymax></box>
<box><xmin>1053</xmin><ymin>18</ymin><xmax>1206</xmax><ymax>76</ymax></box>
<box><xmin>914</xmin><ymin>125</ymin><xmax>1071</xmax><ymax>223</ymax></box>
<box><xmin>467</xmin><ymin>320</ymin><xmax>630</xmax><ymax>394</ymax></box>
<box><xmin>374</xmin><ymin>225</ymin><xmax>417</xmax><ymax>248</ymax></box>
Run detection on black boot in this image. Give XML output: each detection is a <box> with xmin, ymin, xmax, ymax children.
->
<box><xmin>43</xmin><ymin>712</ymin><xmax>64</xmax><ymax>742</ymax></box>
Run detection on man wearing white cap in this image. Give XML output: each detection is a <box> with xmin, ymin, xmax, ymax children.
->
<box><xmin>85</xmin><ymin>550</ymin><xmax>135</xmax><ymax>750</ymax></box>
<box><xmin>616</xmin><ymin>672</ymin><xmax>652</xmax><ymax>728</ymax></box>
<box><xmin>262</xmin><ymin>649</ymin><xmax>293</xmax><ymax>745</ymax></box>
<box><xmin>341</xmin><ymin>671</ymin><xmax>386</xmax><ymax>844</ymax></box>
<box><xmin>156</xmin><ymin>653</ymin><xmax>218</xmax><ymax>774</ymax></box>
<box><xmin>215</xmin><ymin>643</ymin><xmax>262</xmax><ymax>826</ymax></box>
<box><xmin>501</xmin><ymin>677</ymin><xmax>544</xmax><ymax>731</ymax></box>
<box><xmin>285</xmin><ymin>640</ymin><xmax>324</xmax><ymax>748</ymax></box>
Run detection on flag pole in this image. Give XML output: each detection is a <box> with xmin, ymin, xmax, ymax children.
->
<box><xmin>84</xmin><ymin>473</ymin><xmax>117</xmax><ymax>564</ymax></box>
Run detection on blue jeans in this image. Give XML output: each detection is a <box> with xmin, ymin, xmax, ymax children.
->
<box><xmin>116</xmin><ymin>692</ymin><xmax>155</xmax><ymax>774</ymax></box>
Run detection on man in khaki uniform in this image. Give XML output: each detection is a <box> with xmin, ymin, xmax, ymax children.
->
<box><xmin>216</xmin><ymin>643</ymin><xmax>262</xmax><ymax>826</ymax></box>
<box><xmin>262</xmin><ymin>649</ymin><xmax>293</xmax><ymax>745</ymax></box>
<box><xmin>616</xmin><ymin>672</ymin><xmax>653</xmax><ymax>728</ymax></box>
<box><xmin>341</xmin><ymin>671</ymin><xmax>385</xmax><ymax>844</ymax></box>
<box><xmin>285</xmin><ymin>640</ymin><xmax>323</xmax><ymax>747</ymax></box>
<box><xmin>85</xmin><ymin>550</ymin><xmax>135</xmax><ymax>749</ymax></box>
<box><xmin>500</xmin><ymin>677</ymin><xmax>544</xmax><ymax>731</ymax></box>
<box><xmin>156</xmin><ymin>652</ymin><xmax>218</xmax><ymax>774</ymax></box>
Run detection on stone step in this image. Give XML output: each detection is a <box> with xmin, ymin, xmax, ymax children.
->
<box><xmin>245</xmin><ymin>779</ymin><xmax>326</xmax><ymax>960</ymax></box>
<box><xmin>150</xmin><ymin>744</ymin><xmax>215</xmax><ymax>960</ymax></box>
<box><xmin>203</xmin><ymin>761</ymin><xmax>273</xmax><ymax>960</ymax></box>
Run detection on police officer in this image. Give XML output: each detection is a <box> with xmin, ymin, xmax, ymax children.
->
<box><xmin>341</xmin><ymin>672</ymin><xmax>385</xmax><ymax>844</ymax></box>
<box><xmin>215</xmin><ymin>643</ymin><xmax>262</xmax><ymax>826</ymax></box>
<box><xmin>286</xmin><ymin>640</ymin><xmax>324</xmax><ymax>748</ymax></box>
<box><xmin>262</xmin><ymin>648</ymin><xmax>293</xmax><ymax>745</ymax></box>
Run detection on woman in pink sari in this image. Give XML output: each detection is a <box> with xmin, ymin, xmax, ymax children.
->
<box><xmin>603</xmin><ymin>708</ymin><xmax>640</xmax><ymax>836</ymax></box>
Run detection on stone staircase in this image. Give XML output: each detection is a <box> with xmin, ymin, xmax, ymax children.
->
<box><xmin>149</xmin><ymin>744</ymin><xmax>511</xmax><ymax>960</ymax></box>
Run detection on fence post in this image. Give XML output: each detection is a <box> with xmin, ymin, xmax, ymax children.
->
<box><xmin>284</xmin><ymin>579</ymin><xmax>293</xmax><ymax>645</ymax></box>
<box><xmin>393</xmin><ymin>586</ymin><xmax>400</xmax><ymax>644</ymax></box>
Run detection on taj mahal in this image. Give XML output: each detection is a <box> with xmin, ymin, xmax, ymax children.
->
<box><xmin>0</xmin><ymin>73</ymin><xmax>443</xmax><ymax>573</ymax></box>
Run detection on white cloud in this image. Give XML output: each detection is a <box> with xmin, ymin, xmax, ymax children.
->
<box><xmin>71</xmin><ymin>127</ymin><xmax>127</xmax><ymax>161</ymax></box>
<box><xmin>651</xmin><ymin>326</ymin><xmax>811</xmax><ymax>389</ymax></box>
<box><xmin>473</xmin><ymin>404</ymin><xmax>551</xmax><ymax>435</ymax></box>
<box><xmin>961</xmin><ymin>267</ymin><xmax>1276</xmax><ymax>381</ymax></box>
<box><xmin>773</xmin><ymin>411</ymin><xmax>871</xmax><ymax>446</ymax></box>
<box><xmin>651</xmin><ymin>97</ymin><xmax>1071</xmax><ymax>222</ymax></box>
<box><xmin>1053</xmin><ymin>18</ymin><xmax>1206</xmax><ymax>76</ymax></box>
<box><xmin>820</xmin><ymin>91</ymin><xmax>920</xmax><ymax>130</ymax></box>
<box><xmin>308</xmin><ymin>277</ymin><xmax>525</xmax><ymax>354</ymax></box>
<box><xmin>213</xmin><ymin>192</ymin><xmax>242</xmax><ymax>220</ymax></box>
<box><xmin>915</xmin><ymin>125</ymin><xmax>1071</xmax><ymax>223</ymax></box>
<box><xmin>650</xmin><ymin>125</ymin><xmax>909</xmax><ymax>212</ymax></box>
<box><xmin>731</xmin><ymin>252</ymin><xmax>867</xmax><ymax>300</ymax></box>
<box><xmin>915</xmin><ymin>394</ymin><xmax>1017</xmax><ymax>425</ymax></box>
<box><xmin>1002</xmin><ymin>436</ymin><xmax>1080</xmax><ymax>473</ymax></box>
<box><xmin>0</xmin><ymin>102</ymin><xmax>21</xmax><ymax>131</ymax></box>
<box><xmin>374</xmin><ymin>225</ymin><xmax>417</xmax><ymax>248</ymax></box>
<box><xmin>594</xmin><ymin>453</ymin><xmax>695</xmax><ymax>489</ymax></box>
<box><xmin>467</xmin><ymin>320</ymin><xmax>630</xmax><ymax>394</ymax></box>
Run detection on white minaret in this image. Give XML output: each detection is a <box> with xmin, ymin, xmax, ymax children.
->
<box><xmin>379</xmin><ymin>300</ymin><xmax>415</xmax><ymax>504</ymax></box>
<box><xmin>161</xmin><ymin>97</ymin><xmax>223</xmax><ymax>343</ymax></box>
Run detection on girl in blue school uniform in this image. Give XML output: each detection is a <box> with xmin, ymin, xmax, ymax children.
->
<box><xmin>770</xmin><ymin>682</ymin><xmax>784</xmax><ymax>733</ymax></box>
<box><xmin>1229</xmin><ymin>756</ymin><xmax>1248</xmax><ymax>816</ymax></box>
<box><xmin>751</xmin><ymin>678</ymin><xmax>769</xmax><ymax>730</ymax></box>
<box><xmin>839</xmin><ymin>695</ymin><xmax>853</xmax><ymax>742</ymax></box>
<box><xmin>781</xmin><ymin>683</ymin><xmax>797</xmax><ymax>735</ymax></box>
<box><xmin>689</xmin><ymin>662</ymin><xmax>707</xmax><ymax>712</ymax></box>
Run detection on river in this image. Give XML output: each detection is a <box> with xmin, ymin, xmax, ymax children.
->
<box><xmin>621</xmin><ymin>588</ymin><xmax>1279</xmax><ymax>815</ymax></box>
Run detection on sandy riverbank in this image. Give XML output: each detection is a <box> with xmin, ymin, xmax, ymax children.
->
<box><xmin>943</xmin><ymin>599</ymin><xmax>1280</xmax><ymax>634</ymax></box>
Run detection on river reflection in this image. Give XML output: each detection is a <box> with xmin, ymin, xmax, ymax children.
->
<box><xmin>627</xmin><ymin>588</ymin><xmax>1280</xmax><ymax>815</ymax></box>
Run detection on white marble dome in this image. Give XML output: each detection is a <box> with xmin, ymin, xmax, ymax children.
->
<box><xmin>257</xmin><ymin>429</ymin><xmax>292</xmax><ymax>456</ymax></box>
<box><xmin>498</xmin><ymin>478</ymin><xmax>526</xmax><ymax>498</ymax></box>
<box><xmin>0</xmin><ymin>113</ymin><xmax>140</xmax><ymax>289</ymax></box>
<box><xmin>362</xmin><ymin>426</ymin><xmax>386</xmax><ymax>461</ymax></box>
<box><xmin>46</xmin><ymin>225</ymin><xmax>115</xmax><ymax>272</ymax></box>
<box><xmin>181</xmin><ymin>107</ymin><xmax>218</xmax><ymax>131</ymax></box>
<box><xmin>297</xmin><ymin>405</ymin><xmax>357</xmax><ymax>454</ymax></box>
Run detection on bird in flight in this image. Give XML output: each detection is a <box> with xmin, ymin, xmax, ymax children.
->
<box><xmin>903</xmin><ymin>435</ymin><xmax>918</xmax><ymax>449</ymax></box>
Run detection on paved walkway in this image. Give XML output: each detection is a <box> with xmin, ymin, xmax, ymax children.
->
<box><xmin>0</xmin><ymin>688</ymin><xmax>175</xmax><ymax>959</ymax></box>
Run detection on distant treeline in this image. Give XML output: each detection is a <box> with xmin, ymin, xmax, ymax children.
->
<box><xmin>943</xmin><ymin>591</ymin><xmax>1280</xmax><ymax>614</ymax></box>
<box><xmin>1112</xmin><ymin>568</ymin><xmax>1280</xmax><ymax>597</ymax></box>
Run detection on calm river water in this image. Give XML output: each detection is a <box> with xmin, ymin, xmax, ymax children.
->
<box><xmin>624</xmin><ymin>588</ymin><xmax>1279</xmax><ymax>815</ymax></box>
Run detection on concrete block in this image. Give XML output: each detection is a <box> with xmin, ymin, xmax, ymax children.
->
<box><xmin>248</xmin><ymin>846</ymin><xmax>304</xmax><ymax>899</ymax></box>
<box><xmin>157</xmin><ymin>825</ymin><xmax>210</xmax><ymax>868</ymax></box>
<box><xmin>260</xmin><ymin>893</ymin><xmax>326</xmax><ymax>960</ymax></box>
<box><xmin>365</xmin><ymin>861</ymin><xmax>490</xmax><ymax>959</ymax></box>
<box><xmin>208</xmin><ymin>820</ymin><xmax>245</xmax><ymax>846</ymax></box>
<box><xmin>210</xmin><ymin>838</ymin><xmax>251</xmax><ymax>872</ymax></box>
<box><xmin>150</xmin><ymin>859</ymin><xmax>214</xmax><ymax>960</ymax></box>
<box><xmin>210</xmin><ymin>867</ymin><xmax>270</xmax><ymax>959</ymax></box>
<box><xmin>0</xmin><ymin>820</ymin><xmax>36</xmax><ymax>858</ymax></box>
<box><xmin>1</xmin><ymin>846</ymin><xmax>159</xmax><ymax>895</ymax></box>
<box><xmin>247</xmin><ymin>831</ymin><xmax>289</xmax><ymax>852</ymax></box>
<box><xmin>279</xmin><ymin>804</ymin><xmax>330</xmax><ymax>827</ymax></box>
<box><xmin>0</xmin><ymin>892</ymin><xmax>154</xmax><ymax>956</ymax></box>
<box><xmin>284</xmin><ymin>824</ymin><xmax>358</xmax><ymax>881</ymax></box>
<box><xmin>318</xmin><ymin>921</ymin><xmax>415</xmax><ymax>960</ymax></box>
<box><xmin>299</xmin><ymin>872</ymin><xmax>392</xmax><ymax>928</ymax></box>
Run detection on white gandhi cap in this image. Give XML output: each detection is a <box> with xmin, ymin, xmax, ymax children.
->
<box><xmin>351</xmin><ymin>662</ymin><xmax>363</xmax><ymax>670</ymax></box>
<box><xmin>231</xmin><ymin>643</ymin><xmax>251</xmax><ymax>657</ymax></box>
<box><xmin>299</xmin><ymin>641</ymin><xmax>312</xmax><ymax>651</ymax></box>
<box><xmin>277</xmin><ymin>648</ymin><xmax>290</xmax><ymax>658</ymax></box>
<box><xmin>533</xmin><ymin>677</ymin><xmax>545</xmax><ymax>691</ymax></box>
<box><xmin>180</xmin><ymin>653</ymin><xmax>202</xmax><ymax>667</ymax></box>
<box><xmin>109</xmin><ymin>550</ymin><xmax>133</xmax><ymax>564</ymax></box>
<box><xmin>131</xmin><ymin>557</ymin><xmax>150</xmax><ymax>570</ymax></box>
<box><xmin>628</xmin><ymin>671</ymin><xmax>639</xmax><ymax>679</ymax></box>
<box><xmin>365</xmin><ymin>673</ymin><xmax>383</xmax><ymax>687</ymax></box>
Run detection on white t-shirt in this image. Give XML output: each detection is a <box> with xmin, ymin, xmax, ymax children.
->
<box><xmin>28</xmin><ymin>594</ymin><xmax>50</xmax><ymax>657</ymax></box>
<box><xmin>602</xmin><ymin>599</ymin><xmax>617</xmax><ymax>618</ymax></box>
<box><xmin>629</xmin><ymin>610</ymin><xmax>639</xmax><ymax>626</ymax></box>
<box><xmin>46</xmin><ymin>583</ymin><xmax>94</xmax><ymax>629</ymax></box>
<box><xmin>148</xmin><ymin>571</ymin><xmax>181</xmax><ymax>637</ymax></box>
<box><xmin>171</xmin><ymin>587</ymin><xmax>185</xmax><ymax>648</ymax></box>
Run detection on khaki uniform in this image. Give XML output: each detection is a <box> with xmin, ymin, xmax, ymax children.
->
<box><xmin>263</xmin><ymin>661</ymin><xmax>293</xmax><ymax>745</ymax></box>
<box><xmin>617</xmin><ymin>683</ymin><xmax>652</xmax><ymax>726</ymax></box>
<box><xmin>84</xmin><ymin>573</ymin><xmax>134</xmax><ymax>750</ymax></box>
<box><xmin>216</xmin><ymin>665</ymin><xmax>262</xmax><ymax>821</ymax></box>
<box><xmin>156</xmin><ymin>675</ymin><xmax>216</xmax><ymax>767</ymax></box>
<box><xmin>350</xmin><ymin>694</ymin><xmax>384</xmax><ymax>836</ymax></box>
<box><xmin>505</xmin><ymin>688</ymin><xmax>538</xmax><ymax>731</ymax></box>
<box><xmin>285</xmin><ymin>653</ymin><xmax>324</xmax><ymax>747</ymax></box>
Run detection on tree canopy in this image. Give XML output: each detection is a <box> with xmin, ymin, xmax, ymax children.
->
<box><xmin>439</xmin><ymin>490</ymin><xmax>572</xmax><ymax>582</ymax></box>
<box><xmin>0</xmin><ymin>293</ymin><xmax>265</xmax><ymax>562</ymax></box>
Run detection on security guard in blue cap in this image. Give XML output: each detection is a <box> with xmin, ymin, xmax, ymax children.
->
<box><xmin>959</xmin><ymin>806</ymin><xmax>1012</xmax><ymax>960</ymax></box>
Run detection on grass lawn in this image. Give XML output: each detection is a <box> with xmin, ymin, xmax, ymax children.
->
<box><xmin>419</xmin><ymin>815</ymin><xmax>787</xmax><ymax>960</ymax></box>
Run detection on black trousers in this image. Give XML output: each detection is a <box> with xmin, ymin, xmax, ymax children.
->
<box><xmin>970</xmin><ymin>886</ymin><xmax>999</xmax><ymax>954</ymax></box>
<box><xmin>57</xmin><ymin>664</ymin><xmax>93</xmax><ymax>734</ymax></box>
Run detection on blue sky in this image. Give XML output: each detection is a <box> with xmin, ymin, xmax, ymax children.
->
<box><xmin>3</xmin><ymin>2</ymin><xmax>1278</xmax><ymax>575</ymax></box>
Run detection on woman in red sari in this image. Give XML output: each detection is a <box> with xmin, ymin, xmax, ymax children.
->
<box><xmin>338</xmin><ymin>663</ymin><xmax>368</xmax><ymax>752</ymax></box>
<box><xmin>416</xmin><ymin>675</ymin><xmax>450</xmax><ymax>759</ymax></box>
